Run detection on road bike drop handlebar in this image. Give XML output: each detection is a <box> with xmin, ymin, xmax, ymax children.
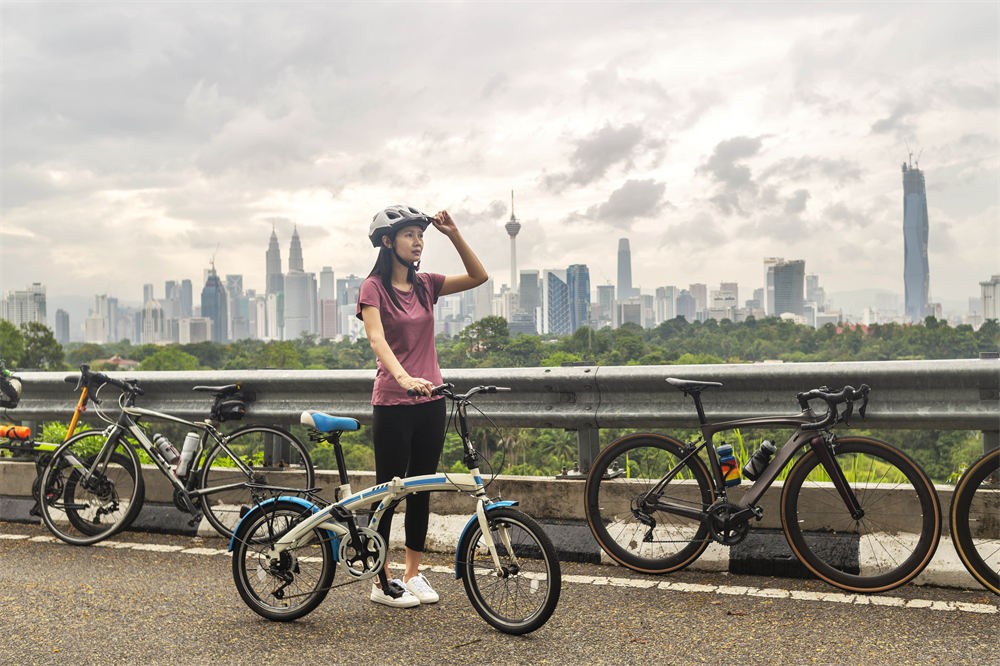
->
<box><xmin>796</xmin><ymin>383</ymin><xmax>870</xmax><ymax>431</ymax></box>
<box><xmin>64</xmin><ymin>364</ymin><xmax>144</xmax><ymax>402</ymax></box>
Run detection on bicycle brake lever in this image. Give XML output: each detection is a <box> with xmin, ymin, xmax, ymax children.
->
<box><xmin>858</xmin><ymin>395</ymin><xmax>868</xmax><ymax>419</ymax></box>
<box><xmin>841</xmin><ymin>401</ymin><xmax>854</xmax><ymax>427</ymax></box>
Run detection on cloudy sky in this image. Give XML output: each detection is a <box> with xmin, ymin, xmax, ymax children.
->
<box><xmin>2</xmin><ymin>2</ymin><xmax>997</xmax><ymax>322</ymax></box>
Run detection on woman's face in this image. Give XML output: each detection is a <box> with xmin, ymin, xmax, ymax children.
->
<box><xmin>387</xmin><ymin>225</ymin><xmax>424</xmax><ymax>262</ymax></box>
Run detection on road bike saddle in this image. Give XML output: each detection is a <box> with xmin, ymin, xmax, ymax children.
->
<box><xmin>300</xmin><ymin>411</ymin><xmax>360</xmax><ymax>432</ymax></box>
<box><xmin>192</xmin><ymin>384</ymin><xmax>240</xmax><ymax>396</ymax></box>
<box><xmin>665</xmin><ymin>378</ymin><xmax>723</xmax><ymax>393</ymax></box>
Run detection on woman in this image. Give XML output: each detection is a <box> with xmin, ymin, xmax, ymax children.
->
<box><xmin>357</xmin><ymin>204</ymin><xmax>488</xmax><ymax>608</ymax></box>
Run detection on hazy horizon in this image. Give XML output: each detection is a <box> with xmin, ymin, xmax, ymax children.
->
<box><xmin>2</xmin><ymin>3</ymin><xmax>997</xmax><ymax>326</ymax></box>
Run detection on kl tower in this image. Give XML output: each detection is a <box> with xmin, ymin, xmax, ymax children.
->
<box><xmin>505</xmin><ymin>190</ymin><xmax>521</xmax><ymax>294</ymax></box>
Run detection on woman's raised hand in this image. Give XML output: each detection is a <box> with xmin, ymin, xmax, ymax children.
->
<box><xmin>431</xmin><ymin>210</ymin><xmax>458</xmax><ymax>236</ymax></box>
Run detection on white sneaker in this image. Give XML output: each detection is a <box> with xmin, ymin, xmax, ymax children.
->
<box><xmin>370</xmin><ymin>578</ymin><xmax>420</xmax><ymax>608</ymax></box>
<box><xmin>404</xmin><ymin>573</ymin><xmax>439</xmax><ymax>604</ymax></box>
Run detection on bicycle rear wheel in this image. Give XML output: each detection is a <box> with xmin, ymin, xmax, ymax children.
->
<box><xmin>585</xmin><ymin>433</ymin><xmax>713</xmax><ymax>573</ymax></box>
<box><xmin>780</xmin><ymin>436</ymin><xmax>940</xmax><ymax>593</ymax></box>
<box><xmin>950</xmin><ymin>449</ymin><xmax>999</xmax><ymax>595</ymax></box>
<box><xmin>231</xmin><ymin>499</ymin><xmax>335</xmax><ymax>621</ymax></box>
<box><xmin>38</xmin><ymin>430</ymin><xmax>145</xmax><ymax>546</ymax></box>
<box><xmin>199</xmin><ymin>425</ymin><xmax>314</xmax><ymax>539</ymax></box>
<box><xmin>457</xmin><ymin>507</ymin><xmax>560</xmax><ymax>635</ymax></box>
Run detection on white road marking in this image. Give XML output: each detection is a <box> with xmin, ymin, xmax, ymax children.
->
<box><xmin>3</xmin><ymin>531</ymin><xmax>996</xmax><ymax>615</ymax></box>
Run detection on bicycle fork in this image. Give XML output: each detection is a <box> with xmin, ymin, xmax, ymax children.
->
<box><xmin>811</xmin><ymin>433</ymin><xmax>864</xmax><ymax>520</ymax></box>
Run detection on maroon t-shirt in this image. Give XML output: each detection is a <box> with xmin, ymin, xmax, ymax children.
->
<box><xmin>356</xmin><ymin>272</ymin><xmax>446</xmax><ymax>406</ymax></box>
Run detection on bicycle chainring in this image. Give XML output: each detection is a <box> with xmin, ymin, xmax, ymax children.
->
<box><xmin>338</xmin><ymin>527</ymin><xmax>387</xmax><ymax>580</ymax></box>
<box><xmin>707</xmin><ymin>502</ymin><xmax>750</xmax><ymax>546</ymax></box>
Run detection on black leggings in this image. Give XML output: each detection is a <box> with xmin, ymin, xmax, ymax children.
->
<box><xmin>371</xmin><ymin>399</ymin><xmax>446</xmax><ymax>552</ymax></box>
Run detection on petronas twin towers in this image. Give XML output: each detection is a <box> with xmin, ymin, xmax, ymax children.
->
<box><xmin>265</xmin><ymin>226</ymin><xmax>316</xmax><ymax>340</ymax></box>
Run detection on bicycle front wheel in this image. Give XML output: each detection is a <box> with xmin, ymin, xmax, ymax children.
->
<box><xmin>950</xmin><ymin>449</ymin><xmax>999</xmax><ymax>595</ymax></box>
<box><xmin>585</xmin><ymin>433</ymin><xmax>713</xmax><ymax>574</ymax></box>
<box><xmin>231</xmin><ymin>499</ymin><xmax>335</xmax><ymax>621</ymax></box>
<box><xmin>458</xmin><ymin>507</ymin><xmax>561</xmax><ymax>635</ymax></box>
<box><xmin>780</xmin><ymin>436</ymin><xmax>941</xmax><ymax>593</ymax></box>
<box><xmin>38</xmin><ymin>430</ymin><xmax>145</xmax><ymax>546</ymax></box>
<box><xmin>199</xmin><ymin>425</ymin><xmax>314</xmax><ymax>539</ymax></box>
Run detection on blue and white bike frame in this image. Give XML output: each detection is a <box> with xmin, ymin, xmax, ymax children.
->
<box><xmin>228</xmin><ymin>389</ymin><xmax>520</xmax><ymax>584</ymax></box>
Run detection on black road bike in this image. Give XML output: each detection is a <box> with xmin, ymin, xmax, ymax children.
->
<box><xmin>950</xmin><ymin>447</ymin><xmax>999</xmax><ymax>595</ymax></box>
<box><xmin>585</xmin><ymin>379</ymin><xmax>941</xmax><ymax>593</ymax></box>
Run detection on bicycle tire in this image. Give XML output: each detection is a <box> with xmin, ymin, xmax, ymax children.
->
<box><xmin>199</xmin><ymin>425</ymin><xmax>315</xmax><ymax>539</ymax></box>
<box><xmin>950</xmin><ymin>448</ymin><xmax>999</xmax><ymax>595</ymax></box>
<box><xmin>231</xmin><ymin>499</ymin><xmax>336</xmax><ymax>621</ymax></box>
<box><xmin>585</xmin><ymin>433</ymin><xmax>713</xmax><ymax>574</ymax></box>
<box><xmin>38</xmin><ymin>429</ymin><xmax>145</xmax><ymax>546</ymax></box>
<box><xmin>457</xmin><ymin>506</ymin><xmax>560</xmax><ymax>635</ymax></box>
<box><xmin>780</xmin><ymin>436</ymin><xmax>941</xmax><ymax>593</ymax></box>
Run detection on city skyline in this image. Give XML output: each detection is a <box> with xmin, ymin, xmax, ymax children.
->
<box><xmin>2</xmin><ymin>4</ymin><xmax>997</xmax><ymax>317</ymax></box>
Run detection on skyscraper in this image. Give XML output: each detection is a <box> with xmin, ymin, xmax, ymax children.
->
<box><xmin>180</xmin><ymin>279</ymin><xmax>193</xmax><ymax>318</ymax></box>
<box><xmin>200</xmin><ymin>263</ymin><xmax>228</xmax><ymax>343</ymax></box>
<box><xmin>266</xmin><ymin>227</ymin><xmax>283</xmax><ymax>296</ymax></box>
<box><xmin>1</xmin><ymin>283</ymin><xmax>46</xmax><ymax>327</ymax></box>
<box><xmin>542</xmin><ymin>269</ymin><xmax>570</xmax><ymax>335</ymax></box>
<box><xmin>566</xmin><ymin>264</ymin><xmax>591</xmax><ymax>333</ymax></box>
<box><xmin>617</xmin><ymin>239</ymin><xmax>638</xmax><ymax>299</ymax></box>
<box><xmin>288</xmin><ymin>226</ymin><xmax>304</xmax><ymax>272</ymax></box>
<box><xmin>773</xmin><ymin>259</ymin><xmax>805</xmax><ymax>316</ymax></box>
<box><xmin>505</xmin><ymin>191</ymin><xmax>521</xmax><ymax>295</ymax></box>
<box><xmin>902</xmin><ymin>159</ymin><xmax>930</xmax><ymax>323</ymax></box>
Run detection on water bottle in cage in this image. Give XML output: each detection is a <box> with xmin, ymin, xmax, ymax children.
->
<box><xmin>153</xmin><ymin>433</ymin><xmax>180</xmax><ymax>465</ymax></box>
<box><xmin>175</xmin><ymin>431</ymin><xmax>201</xmax><ymax>477</ymax></box>
<box><xmin>717</xmin><ymin>443</ymin><xmax>741</xmax><ymax>487</ymax></box>
<box><xmin>742</xmin><ymin>440</ymin><xmax>776</xmax><ymax>481</ymax></box>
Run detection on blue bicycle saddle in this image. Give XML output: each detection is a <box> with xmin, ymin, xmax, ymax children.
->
<box><xmin>300</xmin><ymin>410</ymin><xmax>360</xmax><ymax>432</ymax></box>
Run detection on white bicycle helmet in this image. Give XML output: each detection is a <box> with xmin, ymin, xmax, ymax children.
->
<box><xmin>368</xmin><ymin>205</ymin><xmax>433</xmax><ymax>247</ymax></box>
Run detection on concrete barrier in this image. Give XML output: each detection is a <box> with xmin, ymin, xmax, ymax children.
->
<box><xmin>0</xmin><ymin>460</ymin><xmax>982</xmax><ymax>590</ymax></box>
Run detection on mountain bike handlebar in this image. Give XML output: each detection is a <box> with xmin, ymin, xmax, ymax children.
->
<box><xmin>797</xmin><ymin>384</ymin><xmax>870</xmax><ymax>430</ymax></box>
<box><xmin>407</xmin><ymin>383</ymin><xmax>512</xmax><ymax>402</ymax></box>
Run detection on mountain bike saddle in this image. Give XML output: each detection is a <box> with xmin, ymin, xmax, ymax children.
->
<box><xmin>300</xmin><ymin>411</ymin><xmax>360</xmax><ymax>432</ymax></box>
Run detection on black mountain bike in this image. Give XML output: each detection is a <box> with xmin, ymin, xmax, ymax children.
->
<box><xmin>585</xmin><ymin>378</ymin><xmax>941</xmax><ymax>593</ymax></box>
<box><xmin>38</xmin><ymin>365</ymin><xmax>314</xmax><ymax>545</ymax></box>
<box><xmin>950</xmin><ymin>448</ymin><xmax>999</xmax><ymax>595</ymax></box>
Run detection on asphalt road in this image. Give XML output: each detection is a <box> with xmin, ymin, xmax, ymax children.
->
<box><xmin>1</xmin><ymin>521</ymin><xmax>996</xmax><ymax>665</ymax></box>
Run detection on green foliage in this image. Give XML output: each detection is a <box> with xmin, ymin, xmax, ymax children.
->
<box><xmin>0</xmin><ymin>320</ymin><xmax>26</xmax><ymax>366</ymax></box>
<box><xmin>19</xmin><ymin>322</ymin><xmax>65</xmax><ymax>370</ymax></box>
<box><xmin>139</xmin><ymin>347</ymin><xmax>202</xmax><ymax>371</ymax></box>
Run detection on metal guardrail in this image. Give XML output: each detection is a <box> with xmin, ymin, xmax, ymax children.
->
<box><xmin>4</xmin><ymin>359</ymin><xmax>998</xmax><ymax>472</ymax></box>
<box><xmin>5</xmin><ymin>358</ymin><xmax>997</xmax><ymax>428</ymax></box>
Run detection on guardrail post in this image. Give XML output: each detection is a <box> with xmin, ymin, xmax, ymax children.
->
<box><xmin>557</xmin><ymin>425</ymin><xmax>600</xmax><ymax>479</ymax></box>
<box><xmin>266</xmin><ymin>431</ymin><xmax>290</xmax><ymax>467</ymax></box>
<box><xmin>980</xmin><ymin>351</ymin><xmax>999</xmax><ymax>455</ymax></box>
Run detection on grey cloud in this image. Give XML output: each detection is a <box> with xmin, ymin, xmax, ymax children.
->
<box><xmin>823</xmin><ymin>201</ymin><xmax>869</xmax><ymax>228</ymax></box>
<box><xmin>544</xmin><ymin>123</ymin><xmax>650</xmax><ymax>191</ymax></box>
<box><xmin>585</xmin><ymin>179</ymin><xmax>667</xmax><ymax>225</ymax></box>
<box><xmin>760</xmin><ymin>157</ymin><xmax>863</xmax><ymax>185</ymax></box>
<box><xmin>871</xmin><ymin>101</ymin><xmax>914</xmax><ymax>135</ymax></box>
<box><xmin>699</xmin><ymin>136</ymin><xmax>763</xmax><ymax>189</ymax></box>
<box><xmin>784</xmin><ymin>189</ymin><xmax>810</xmax><ymax>215</ymax></box>
<box><xmin>481</xmin><ymin>73</ymin><xmax>509</xmax><ymax>99</ymax></box>
<box><xmin>700</xmin><ymin>135</ymin><xmax>763</xmax><ymax>216</ymax></box>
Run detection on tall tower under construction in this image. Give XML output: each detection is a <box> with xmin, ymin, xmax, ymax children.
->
<box><xmin>902</xmin><ymin>158</ymin><xmax>929</xmax><ymax>323</ymax></box>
